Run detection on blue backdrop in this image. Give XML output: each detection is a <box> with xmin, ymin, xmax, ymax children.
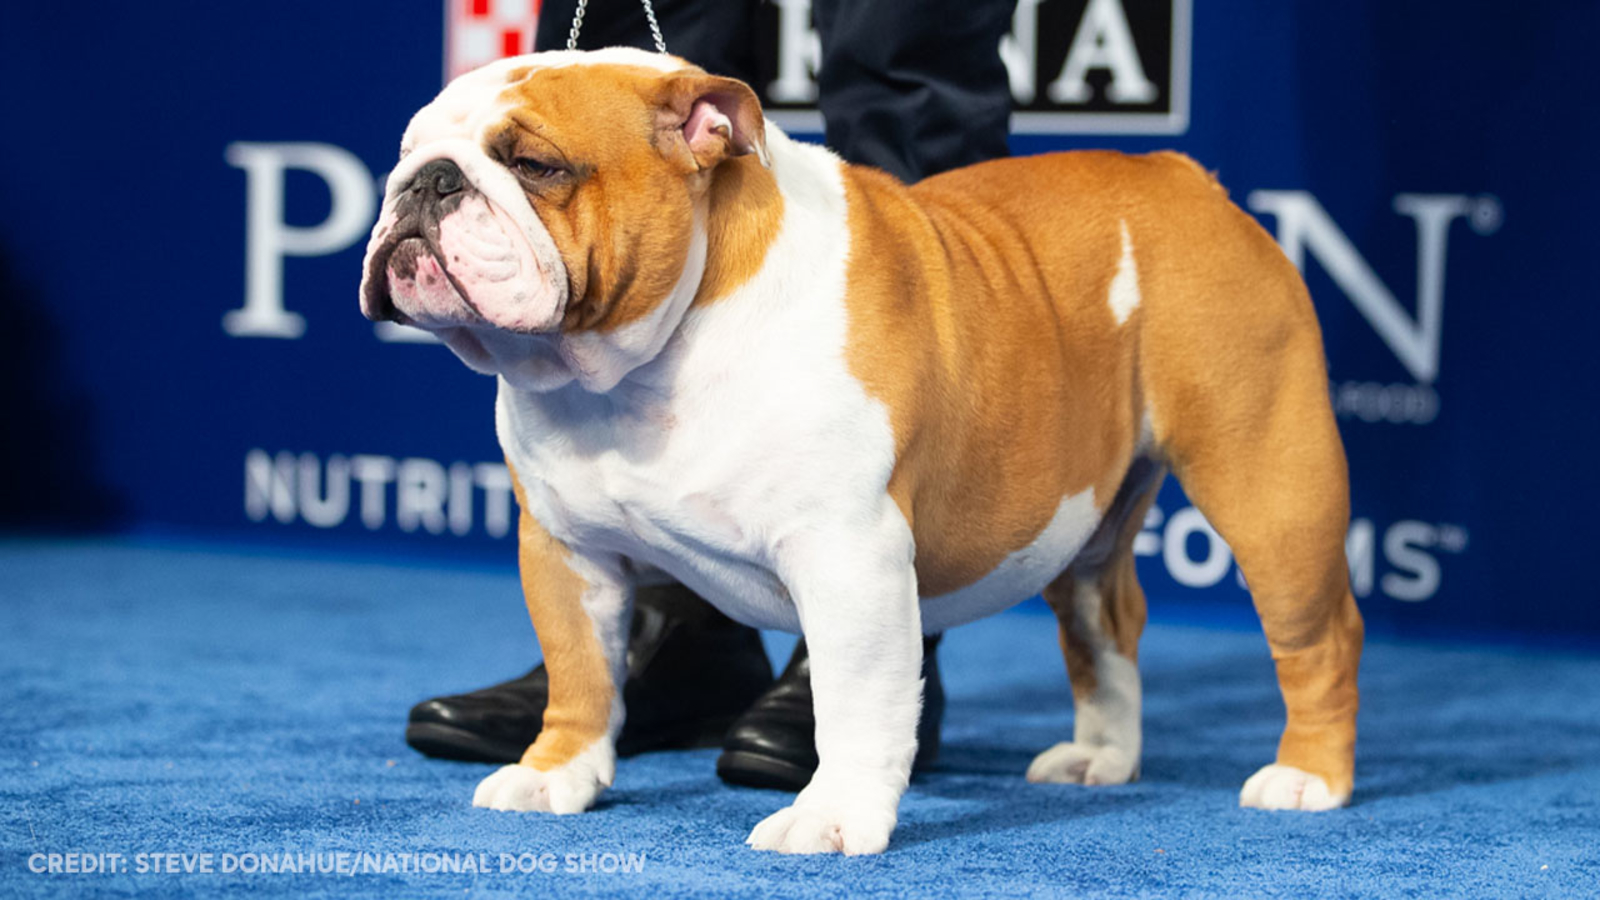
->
<box><xmin>2</xmin><ymin>2</ymin><xmax>1596</xmax><ymax>641</ymax></box>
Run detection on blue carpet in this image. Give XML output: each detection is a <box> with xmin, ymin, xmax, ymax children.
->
<box><xmin>2</xmin><ymin>538</ymin><xmax>1597</xmax><ymax>898</ymax></box>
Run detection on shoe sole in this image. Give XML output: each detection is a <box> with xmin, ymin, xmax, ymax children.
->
<box><xmin>715</xmin><ymin>750</ymin><xmax>814</xmax><ymax>792</ymax></box>
<box><xmin>405</xmin><ymin>722</ymin><xmax>526</xmax><ymax>764</ymax></box>
<box><xmin>715</xmin><ymin>746</ymin><xmax>939</xmax><ymax>794</ymax></box>
<box><xmin>405</xmin><ymin>715</ymin><xmax>742</xmax><ymax>764</ymax></box>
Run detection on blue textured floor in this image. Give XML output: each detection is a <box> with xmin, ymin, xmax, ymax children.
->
<box><xmin>2</xmin><ymin>539</ymin><xmax>1597</xmax><ymax>897</ymax></box>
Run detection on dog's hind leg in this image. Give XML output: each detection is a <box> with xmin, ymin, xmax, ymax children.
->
<box><xmin>1028</xmin><ymin>459</ymin><xmax>1163</xmax><ymax>787</ymax></box>
<box><xmin>1145</xmin><ymin>257</ymin><xmax>1364</xmax><ymax>810</ymax></box>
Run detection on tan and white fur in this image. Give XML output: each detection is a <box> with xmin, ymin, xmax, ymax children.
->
<box><xmin>359</xmin><ymin>49</ymin><xmax>1363</xmax><ymax>855</ymax></box>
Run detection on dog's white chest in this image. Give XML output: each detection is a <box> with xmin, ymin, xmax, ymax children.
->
<box><xmin>497</xmin><ymin>383</ymin><xmax>786</xmax><ymax>627</ymax></box>
<box><xmin>498</xmin><ymin>334</ymin><xmax>905</xmax><ymax>631</ymax></box>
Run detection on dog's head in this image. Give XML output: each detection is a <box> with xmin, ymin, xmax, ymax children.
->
<box><xmin>359</xmin><ymin>48</ymin><xmax>766</xmax><ymax>391</ymax></box>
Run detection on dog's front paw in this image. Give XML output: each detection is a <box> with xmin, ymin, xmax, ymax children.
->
<box><xmin>1026</xmin><ymin>741</ymin><xmax>1139</xmax><ymax>786</ymax></box>
<box><xmin>746</xmin><ymin>800</ymin><xmax>896</xmax><ymax>856</ymax></box>
<box><xmin>472</xmin><ymin>758</ymin><xmax>608</xmax><ymax>815</ymax></box>
<box><xmin>1239</xmin><ymin>764</ymin><xmax>1348</xmax><ymax>811</ymax></box>
<box><xmin>746</xmin><ymin>775</ymin><xmax>899</xmax><ymax>856</ymax></box>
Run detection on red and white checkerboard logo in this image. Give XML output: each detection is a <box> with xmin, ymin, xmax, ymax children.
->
<box><xmin>445</xmin><ymin>0</ymin><xmax>542</xmax><ymax>84</ymax></box>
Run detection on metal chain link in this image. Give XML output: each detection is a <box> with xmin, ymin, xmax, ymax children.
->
<box><xmin>566</xmin><ymin>0</ymin><xmax>668</xmax><ymax>54</ymax></box>
<box><xmin>565</xmin><ymin>0</ymin><xmax>587</xmax><ymax>50</ymax></box>
<box><xmin>640</xmin><ymin>0</ymin><xmax>668</xmax><ymax>54</ymax></box>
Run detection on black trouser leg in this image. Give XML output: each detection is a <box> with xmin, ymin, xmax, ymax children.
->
<box><xmin>812</xmin><ymin>0</ymin><xmax>1016</xmax><ymax>182</ymax></box>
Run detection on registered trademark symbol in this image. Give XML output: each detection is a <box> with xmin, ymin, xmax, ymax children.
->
<box><xmin>1436</xmin><ymin>525</ymin><xmax>1469</xmax><ymax>553</ymax></box>
<box><xmin>1468</xmin><ymin>195</ymin><xmax>1503</xmax><ymax>236</ymax></box>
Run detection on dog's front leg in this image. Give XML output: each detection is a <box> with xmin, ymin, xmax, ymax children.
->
<box><xmin>747</xmin><ymin>515</ymin><xmax>922</xmax><ymax>855</ymax></box>
<box><xmin>473</xmin><ymin>478</ymin><xmax>630</xmax><ymax>815</ymax></box>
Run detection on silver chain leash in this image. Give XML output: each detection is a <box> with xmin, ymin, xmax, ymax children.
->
<box><xmin>566</xmin><ymin>0</ymin><xmax>668</xmax><ymax>54</ymax></box>
<box><xmin>566</xmin><ymin>0</ymin><xmax>587</xmax><ymax>50</ymax></box>
<box><xmin>640</xmin><ymin>0</ymin><xmax>667</xmax><ymax>54</ymax></box>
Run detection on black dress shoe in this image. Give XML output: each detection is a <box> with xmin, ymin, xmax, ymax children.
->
<box><xmin>406</xmin><ymin>583</ymin><xmax>774</xmax><ymax>763</ymax></box>
<box><xmin>715</xmin><ymin>635</ymin><xmax>945</xmax><ymax>792</ymax></box>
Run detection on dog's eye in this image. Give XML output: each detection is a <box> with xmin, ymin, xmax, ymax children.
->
<box><xmin>515</xmin><ymin>158</ymin><xmax>566</xmax><ymax>181</ymax></box>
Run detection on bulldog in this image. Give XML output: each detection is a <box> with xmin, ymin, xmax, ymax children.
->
<box><xmin>360</xmin><ymin>48</ymin><xmax>1363</xmax><ymax>855</ymax></box>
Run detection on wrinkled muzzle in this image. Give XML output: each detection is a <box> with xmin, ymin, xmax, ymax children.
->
<box><xmin>359</xmin><ymin>151</ymin><xmax>566</xmax><ymax>335</ymax></box>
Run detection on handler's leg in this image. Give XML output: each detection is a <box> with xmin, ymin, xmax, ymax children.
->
<box><xmin>719</xmin><ymin>0</ymin><xmax>1019</xmax><ymax>795</ymax></box>
<box><xmin>812</xmin><ymin>0</ymin><xmax>1015</xmax><ymax>182</ymax></box>
<box><xmin>472</xmin><ymin>474</ymin><xmax>630</xmax><ymax>815</ymax></box>
<box><xmin>746</xmin><ymin>512</ymin><xmax>923</xmax><ymax>855</ymax></box>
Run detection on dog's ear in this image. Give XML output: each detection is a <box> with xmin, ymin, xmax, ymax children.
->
<box><xmin>655</xmin><ymin>72</ymin><xmax>768</xmax><ymax>173</ymax></box>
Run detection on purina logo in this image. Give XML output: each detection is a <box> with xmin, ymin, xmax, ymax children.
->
<box><xmin>757</xmin><ymin>0</ymin><xmax>1191</xmax><ymax>134</ymax></box>
<box><xmin>439</xmin><ymin>0</ymin><xmax>1190</xmax><ymax>134</ymax></box>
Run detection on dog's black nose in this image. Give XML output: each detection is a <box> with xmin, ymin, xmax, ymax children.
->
<box><xmin>410</xmin><ymin>158</ymin><xmax>465</xmax><ymax>197</ymax></box>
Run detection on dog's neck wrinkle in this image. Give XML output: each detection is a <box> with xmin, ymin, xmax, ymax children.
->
<box><xmin>505</xmin><ymin>341</ymin><xmax>685</xmax><ymax>469</ymax></box>
<box><xmin>531</xmin><ymin>372</ymin><xmax>671</xmax><ymax>429</ymax></box>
